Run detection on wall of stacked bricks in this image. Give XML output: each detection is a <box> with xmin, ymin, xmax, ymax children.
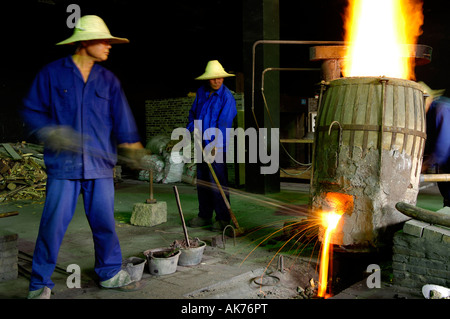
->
<box><xmin>0</xmin><ymin>230</ymin><xmax>18</xmax><ymax>282</ymax></box>
<box><xmin>145</xmin><ymin>93</ymin><xmax>244</xmax><ymax>141</ymax></box>
<box><xmin>393</xmin><ymin>219</ymin><xmax>450</xmax><ymax>289</ymax></box>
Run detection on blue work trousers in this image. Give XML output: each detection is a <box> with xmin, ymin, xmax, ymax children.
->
<box><xmin>196</xmin><ymin>161</ymin><xmax>231</xmax><ymax>222</ymax></box>
<box><xmin>29</xmin><ymin>178</ymin><xmax>122</xmax><ymax>291</ymax></box>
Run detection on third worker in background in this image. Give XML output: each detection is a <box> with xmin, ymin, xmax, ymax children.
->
<box><xmin>420</xmin><ymin>81</ymin><xmax>450</xmax><ymax>207</ymax></box>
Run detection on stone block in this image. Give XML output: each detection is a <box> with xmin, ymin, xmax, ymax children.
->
<box><xmin>403</xmin><ymin>219</ymin><xmax>429</xmax><ymax>237</ymax></box>
<box><xmin>130</xmin><ymin>202</ymin><xmax>167</xmax><ymax>227</ymax></box>
<box><xmin>423</xmin><ymin>225</ymin><xmax>445</xmax><ymax>242</ymax></box>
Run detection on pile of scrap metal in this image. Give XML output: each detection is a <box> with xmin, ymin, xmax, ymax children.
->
<box><xmin>0</xmin><ymin>142</ymin><xmax>47</xmax><ymax>202</ymax></box>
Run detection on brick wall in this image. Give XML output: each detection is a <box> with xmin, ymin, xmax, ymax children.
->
<box><xmin>392</xmin><ymin>219</ymin><xmax>450</xmax><ymax>289</ymax></box>
<box><xmin>145</xmin><ymin>93</ymin><xmax>244</xmax><ymax>142</ymax></box>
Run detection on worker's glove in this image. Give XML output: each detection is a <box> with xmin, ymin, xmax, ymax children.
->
<box><xmin>118</xmin><ymin>147</ymin><xmax>150</xmax><ymax>169</ymax></box>
<box><xmin>38</xmin><ymin>126</ymin><xmax>84</xmax><ymax>153</ymax></box>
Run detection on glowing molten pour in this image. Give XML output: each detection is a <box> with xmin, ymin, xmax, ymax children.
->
<box><xmin>342</xmin><ymin>0</ymin><xmax>424</xmax><ymax>80</ymax></box>
<box><xmin>317</xmin><ymin>211</ymin><xmax>342</xmax><ymax>298</ymax></box>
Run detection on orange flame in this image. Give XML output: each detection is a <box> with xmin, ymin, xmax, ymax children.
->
<box><xmin>317</xmin><ymin>192</ymin><xmax>353</xmax><ymax>298</ymax></box>
<box><xmin>317</xmin><ymin>211</ymin><xmax>342</xmax><ymax>298</ymax></box>
<box><xmin>342</xmin><ymin>0</ymin><xmax>424</xmax><ymax>80</ymax></box>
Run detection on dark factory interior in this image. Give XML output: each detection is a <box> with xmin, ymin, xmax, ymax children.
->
<box><xmin>0</xmin><ymin>0</ymin><xmax>449</xmax><ymax>310</ymax></box>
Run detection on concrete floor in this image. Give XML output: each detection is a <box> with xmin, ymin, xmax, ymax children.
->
<box><xmin>0</xmin><ymin>177</ymin><xmax>444</xmax><ymax>301</ymax></box>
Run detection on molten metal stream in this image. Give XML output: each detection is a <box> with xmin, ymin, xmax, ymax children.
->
<box><xmin>318</xmin><ymin>212</ymin><xmax>342</xmax><ymax>298</ymax></box>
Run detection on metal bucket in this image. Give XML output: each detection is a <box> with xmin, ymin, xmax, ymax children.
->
<box><xmin>311</xmin><ymin>77</ymin><xmax>426</xmax><ymax>247</ymax></box>
<box><xmin>178</xmin><ymin>241</ymin><xmax>206</xmax><ymax>266</ymax></box>
<box><xmin>122</xmin><ymin>257</ymin><xmax>146</xmax><ymax>282</ymax></box>
<box><xmin>144</xmin><ymin>248</ymin><xmax>180</xmax><ymax>276</ymax></box>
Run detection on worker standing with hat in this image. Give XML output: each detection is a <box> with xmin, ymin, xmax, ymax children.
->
<box><xmin>21</xmin><ymin>15</ymin><xmax>145</xmax><ymax>298</ymax></box>
<box><xmin>186</xmin><ymin>60</ymin><xmax>237</xmax><ymax>231</ymax></box>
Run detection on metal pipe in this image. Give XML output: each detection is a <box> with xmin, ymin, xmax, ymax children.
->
<box><xmin>251</xmin><ymin>40</ymin><xmax>346</xmax><ymax>127</ymax></box>
<box><xmin>261</xmin><ymin>67</ymin><xmax>320</xmax><ymax>128</ymax></box>
<box><xmin>420</xmin><ymin>174</ymin><xmax>450</xmax><ymax>182</ymax></box>
<box><xmin>261</xmin><ymin>67</ymin><xmax>321</xmax><ymax>92</ymax></box>
<box><xmin>261</xmin><ymin>67</ymin><xmax>320</xmax><ymax>168</ymax></box>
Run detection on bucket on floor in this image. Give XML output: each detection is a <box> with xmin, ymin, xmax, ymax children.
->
<box><xmin>143</xmin><ymin>248</ymin><xmax>180</xmax><ymax>276</ymax></box>
<box><xmin>178</xmin><ymin>240</ymin><xmax>206</xmax><ymax>266</ymax></box>
<box><xmin>122</xmin><ymin>257</ymin><xmax>146</xmax><ymax>282</ymax></box>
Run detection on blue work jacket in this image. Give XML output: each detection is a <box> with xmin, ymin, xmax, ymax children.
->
<box><xmin>425</xmin><ymin>96</ymin><xmax>450</xmax><ymax>172</ymax></box>
<box><xmin>187</xmin><ymin>84</ymin><xmax>237</xmax><ymax>152</ymax></box>
<box><xmin>22</xmin><ymin>55</ymin><xmax>141</xmax><ymax>179</ymax></box>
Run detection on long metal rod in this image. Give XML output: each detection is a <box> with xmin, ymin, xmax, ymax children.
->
<box><xmin>261</xmin><ymin>67</ymin><xmax>321</xmax><ymax>91</ymax></box>
<box><xmin>173</xmin><ymin>185</ymin><xmax>190</xmax><ymax>247</ymax></box>
<box><xmin>420</xmin><ymin>174</ymin><xmax>450</xmax><ymax>182</ymax></box>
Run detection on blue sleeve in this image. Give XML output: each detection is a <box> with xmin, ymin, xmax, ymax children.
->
<box><xmin>431</xmin><ymin>106</ymin><xmax>450</xmax><ymax>166</ymax></box>
<box><xmin>110</xmin><ymin>78</ymin><xmax>141</xmax><ymax>144</ymax></box>
<box><xmin>21</xmin><ymin>68</ymin><xmax>54</xmax><ymax>139</ymax></box>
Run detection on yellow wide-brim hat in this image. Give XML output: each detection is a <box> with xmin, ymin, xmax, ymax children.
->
<box><xmin>418</xmin><ymin>81</ymin><xmax>445</xmax><ymax>99</ymax></box>
<box><xmin>56</xmin><ymin>15</ymin><xmax>129</xmax><ymax>45</ymax></box>
<box><xmin>195</xmin><ymin>60</ymin><xmax>235</xmax><ymax>80</ymax></box>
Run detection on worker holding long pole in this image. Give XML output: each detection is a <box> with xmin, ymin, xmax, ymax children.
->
<box><xmin>186</xmin><ymin>60</ymin><xmax>237</xmax><ymax>232</ymax></box>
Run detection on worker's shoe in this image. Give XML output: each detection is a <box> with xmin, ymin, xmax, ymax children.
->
<box><xmin>212</xmin><ymin>220</ymin><xmax>231</xmax><ymax>231</ymax></box>
<box><xmin>187</xmin><ymin>216</ymin><xmax>212</xmax><ymax>228</ymax></box>
<box><xmin>100</xmin><ymin>269</ymin><xmax>133</xmax><ymax>289</ymax></box>
<box><xmin>27</xmin><ymin>286</ymin><xmax>51</xmax><ymax>299</ymax></box>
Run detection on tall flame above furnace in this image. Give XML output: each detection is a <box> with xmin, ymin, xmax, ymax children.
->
<box><xmin>342</xmin><ymin>0</ymin><xmax>424</xmax><ymax>80</ymax></box>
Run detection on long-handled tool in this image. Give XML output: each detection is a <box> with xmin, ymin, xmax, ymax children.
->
<box><xmin>173</xmin><ymin>185</ymin><xmax>190</xmax><ymax>247</ymax></box>
<box><xmin>204</xmin><ymin>160</ymin><xmax>244</xmax><ymax>235</ymax></box>
<box><xmin>194</xmin><ymin>137</ymin><xmax>245</xmax><ymax>236</ymax></box>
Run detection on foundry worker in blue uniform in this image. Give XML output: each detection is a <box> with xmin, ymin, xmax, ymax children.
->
<box><xmin>186</xmin><ymin>60</ymin><xmax>237</xmax><ymax>231</ymax></box>
<box><xmin>420</xmin><ymin>82</ymin><xmax>450</xmax><ymax>207</ymax></box>
<box><xmin>21</xmin><ymin>16</ymin><xmax>145</xmax><ymax>299</ymax></box>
